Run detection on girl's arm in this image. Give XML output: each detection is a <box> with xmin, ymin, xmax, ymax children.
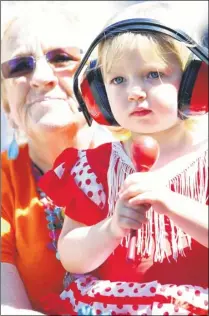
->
<box><xmin>1</xmin><ymin>263</ymin><xmax>44</xmax><ymax>315</ymax></box>
<box><xmin>58</xmin><ymin>216</ymin><xmax>123</xmax><ymax>274</ymax></box>
<box><xmin>163</xmin><ymin>191</ymin><xmax>208</xmax><ymax>247</ymax></box>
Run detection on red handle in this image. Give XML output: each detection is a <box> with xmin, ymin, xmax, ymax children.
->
<box><xmin>126</xmin><ymin>230</ymin><xmax>137</xmax><ymax>262</ymax></box>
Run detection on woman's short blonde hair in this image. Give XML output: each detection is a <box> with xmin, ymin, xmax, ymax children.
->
<box><xmin>96</xmin><ymin>1</ymin><xmax>207</xmax><ymax>140</ymax></box>
<box><xmin>1</xmin><ymin>2</ymin><xmax>81</xmax><ymax>113</ymax></box>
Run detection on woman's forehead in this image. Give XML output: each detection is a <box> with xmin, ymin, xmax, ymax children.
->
<box><xmin>2</xmin><ymin>15</ymin><xmax>81</xmax><ymax>60</ymax></box>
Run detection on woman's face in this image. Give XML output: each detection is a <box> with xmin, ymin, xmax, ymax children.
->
<box><xmin>1</xmin><ymin>14</ymin><xmax>85</xmax><ymax>139</ymax></box>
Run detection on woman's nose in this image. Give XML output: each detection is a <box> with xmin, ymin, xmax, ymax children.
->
<box><xmin>30</xmin><ymin>59</ymin><xmax>58</xmax><ymax>90</ymax></box>
<box><xmin>128</xmin><ymin>86</ymin><xmax>147</xmax><ymax>102</ymax></box>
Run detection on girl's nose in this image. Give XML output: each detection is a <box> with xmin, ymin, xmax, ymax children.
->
<box><xmin>128</xmin><ymin>86</ymin><xmax>147</xmax><ymax>102</ymax></box>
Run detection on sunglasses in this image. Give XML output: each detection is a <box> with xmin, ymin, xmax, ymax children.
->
<box><xmin>1</xmin><ymin>47</ymin><xmax>83</xmax><ymax>79</ymax></box>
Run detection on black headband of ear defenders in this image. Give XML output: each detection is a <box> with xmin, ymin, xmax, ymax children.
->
<box><xmin>73</xmin><ymin>18</ymin><xmax>209</xmax><ymax>125</ymax></box>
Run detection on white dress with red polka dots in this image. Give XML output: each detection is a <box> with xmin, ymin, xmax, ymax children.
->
<box><xmin>60</xmin><ymin>275</ymin><xmax>208</xmax><ymax>315</ymax></box>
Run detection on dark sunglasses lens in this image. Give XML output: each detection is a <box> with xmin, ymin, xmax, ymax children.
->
<box><xmin>46</xmin><ymin>49</ymin><xmax>72</xmax><ymax>67</ymax></box>
<box><xmin>46</xmin><ymin>48</ymin><xmax>81</xmax><ymax>68</ymax></box>
<box><xmin>2</xmin><ymin>57</ymin><xmax>35</xmax><ymax>78</ymax></box>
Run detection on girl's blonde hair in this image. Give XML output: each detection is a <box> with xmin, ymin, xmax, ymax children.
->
<box><xmin>96</xmin><ymin>1</ymin><xmax>207</xmax><ymax>140</ymax></box>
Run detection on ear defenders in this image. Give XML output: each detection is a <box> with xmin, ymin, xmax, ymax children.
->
<box><xmin>73</xmin><ymin>18</ymin><xmax>209</xmax><ymax>126</ymax></box>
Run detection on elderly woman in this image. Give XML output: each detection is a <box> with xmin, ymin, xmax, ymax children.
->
<box><xmin>1</xmin><ymin>4</ymin><xmax>114</xmax><ymax>315</ymax></box>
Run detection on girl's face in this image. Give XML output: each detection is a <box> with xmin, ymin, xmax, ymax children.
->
<box><xmin>1</xmin><ymin>14</ymin><xmax>85</xmax><ymax>139</ymax></box>
<box><xmin>104</xmin><ymin>36</ymin><xmax>183</xmax><ymax>134</ymax></box>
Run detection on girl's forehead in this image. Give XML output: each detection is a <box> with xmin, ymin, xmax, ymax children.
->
<box><xmin>2</xmin><ymin>15</ymin><xmax>80</xmax><ymax>61</ymax></box>
<box><xmin>105</xmin><ymin>35</ymin><xmax>169</xmax><ymax>71</ymax></box>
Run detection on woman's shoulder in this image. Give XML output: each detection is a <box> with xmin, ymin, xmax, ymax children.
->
<box><xmin>1</xmin><ymin>143</ymin><xmax>30</xmax><ymax>174</ymax></box>
<box><xmin>1</xmin><ymin>143</ymin><xmax>35</xmax><ymax>209</ymax></box>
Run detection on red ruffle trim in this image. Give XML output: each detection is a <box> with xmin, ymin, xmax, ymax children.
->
<box><xmin>38</xmin><ymin>147</ymin><xmax>79</xmax><ymax>207</ymax></box>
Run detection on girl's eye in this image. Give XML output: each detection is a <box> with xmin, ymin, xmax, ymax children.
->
<box><xmin>147</xmin><ymin>71</ymin><xmax>163</xmax><ymax>79</ymax></box>
<box><xmin>112</xmin><ymin>77</ymin><xmax>124</xmax><ymax>85</ymax></box>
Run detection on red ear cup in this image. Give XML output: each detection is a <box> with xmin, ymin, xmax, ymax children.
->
<box><xmin>80</xmin><ymin>59</ymin><xmax>208</xmax><ymax>126</ymax></box>
<box><xmin>80</xmin><ymin>74</ymin><xmax>110</xmax><ymax>126</ymax></box>
<box><xmin>178</xmin><ymin>60</ymin><xmax>208</xmax><ymax>117</ymax></box>
<box><xmin>80</xmin><ymin>63</ymin><xmax>119</xmax><ymax>126</ymax></box>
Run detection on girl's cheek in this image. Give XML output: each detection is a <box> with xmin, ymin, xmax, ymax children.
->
<box><xmin>150</xmin><ymin>88</ymin><xmax>178</xmax><ymax>113</ymax></box>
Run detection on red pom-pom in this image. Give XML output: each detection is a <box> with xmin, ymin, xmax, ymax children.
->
<box><xmin>131</xmin><ymin>136</ymin><xmax>159</xmax><ymax>172</ymax></box>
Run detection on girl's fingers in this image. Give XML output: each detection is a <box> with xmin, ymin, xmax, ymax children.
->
<box><xmin>128</xmin><ymin>192</ymin><xmax>156</xmax><ymax>206</ymax></box>
<box><xmin>118</xmin><ymin>216</ymin><xmax>144</xmax><ymax>230</ymax></box>
<box><xmin>119</xmin><ymin>184</ymin><xmax>144</xmax><ymax>200</ymax></box>
<box><xmin>118</xmin><ymin>206</ymin><xmax>149</xmax><ymax>229</ymax></box>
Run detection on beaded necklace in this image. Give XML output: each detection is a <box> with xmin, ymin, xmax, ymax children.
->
<box><xmin>32</xmin><ymin>162</ymin><xmax>66</xmax><ymax>261</ymax></box>
<box><xmin>32</xmin><ymin>162</ymin><xmax>111</xmax><ymax>315</ymax></box>
<box><xmin>32</xmin><ymin>162</ymin><xmax>80</xmax><ymax>288</ymax></box>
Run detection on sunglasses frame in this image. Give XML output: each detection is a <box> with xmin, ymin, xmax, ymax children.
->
<box><xmin>1</xmin><ymin>47</ymin><xmax>83</xmax><ymax>79</ymax></box>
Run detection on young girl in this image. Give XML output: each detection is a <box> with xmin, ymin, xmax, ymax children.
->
<box><xmin>39</xmin><ymin>2</ymin><xmax>208</xmax><ymax>315</ymax></box>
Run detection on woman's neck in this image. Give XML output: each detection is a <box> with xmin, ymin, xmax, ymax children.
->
<box><xmin>28</xmin><ymin>124</ymin><xmax>96</xmax><ymax>173</ymax></box>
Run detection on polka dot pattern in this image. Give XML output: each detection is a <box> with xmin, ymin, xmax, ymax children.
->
<box><xmin>155</xmin><ymin>284</ymin><xmax>208</xmax><ymax>310</ymax></box>
<box><xmin>71</xmin><ymin>150</ymin><xmax>106</xmax><ymax>209</ymax></box>
<box><xmin>152</xmin><ymin>302</ymin><xmax>193</xmax><ymax>315</ymax></box>
<box><xmin>54</xmin><ymin>162</ymin><xmax>65</xmax><ymax>179</ymax></box>
<box><xmin>60</xmin><ymin>276</ymin><xmax>208</xmax><ymax>315</ymax></box>
<box><xmin>77</xmin><ymin>278</ymin><xmax>159</xmax><ymax>299</ymax></box>
<box><xmin>62</xmin><ymin>287</ymin><xmax>153</xmax><ymax>316</ymax></box>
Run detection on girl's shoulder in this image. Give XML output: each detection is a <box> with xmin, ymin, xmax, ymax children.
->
<box><xmin>86</xmin><ymin>141</ymin><xmax>113</xmax><ymax>163</ymax></box>
<box><xmin>152</xmin><ymin>136</ymin><xmax>208</xmax><ymax>185</ymax></box>
<box><xmin>70</xmin><ymin>142</ymin><xmax>116</xmax><ymax>187</ymax></box>
<box><xmin>38</xmin><ymin>142</ymin><xmax>117</xmax><ymax>207</ymax></box>
<box><xmin>182</xmin><ymin>129</ymin><xmax>208</xmax><ymax>169</ymax></box>
<box><xmin>52</xmin><ymin>142</ymin><xmax>114</xmax><ymax>174</ymax></box>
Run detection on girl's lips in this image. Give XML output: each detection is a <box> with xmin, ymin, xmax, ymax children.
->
<box><xmin>130</xmin><ymin>109</ymin><xmax>152</xmax><ymax>117</ymax></box>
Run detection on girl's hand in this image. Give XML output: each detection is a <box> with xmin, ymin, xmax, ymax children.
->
<box><xmin>113</xmin><ymin>172</ymin><xmax>208</xmax><ymax>248</ymax></box>
<box><xmin>118</xmin><ymin>172</ymin><xmax>171</xmax><ymax>215</ymax></box>
<box><xmin>110</xmin><ymin>197</ymin><xmax>150</xmax><ymax>239</ymax></box>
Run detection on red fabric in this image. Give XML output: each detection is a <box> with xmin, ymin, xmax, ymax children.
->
<box><xmin>41</xmin><ymin>277</ymin><xmax>208</xmax><ymax>315</ymax></box>
<box><xmin>39</xmin><ymin>143</ymin><xmax>208</xmax><ymax>288</ymax></box>
<box><xmin>40</xmin><ymin>293</ymin><xmax>75</xmax><ymax>315</ymax></box>
<box><xmin>38</xmin><ymin>147</ymin><xmax>78</xmax><ymax>207</ymax></box>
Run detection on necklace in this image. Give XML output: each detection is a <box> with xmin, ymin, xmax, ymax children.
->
<box><xmin>32</xmin><ymin>162</ymin><xmax>112</xmax><ymax>314</ymax></box>
<box><xmin>31</xmin><ymin>162</ymin><xmax>64</xmax><ymax>260</ymax></box>
<box><xmin>32</xmin><ymin>162</ymin><xmax>75</xmax><ymax>288</ymax></box>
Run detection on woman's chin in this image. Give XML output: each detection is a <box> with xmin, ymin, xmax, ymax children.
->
<box><xmin>34</xmin><ymin>112</ymin><xmax>86</xmax><ymax>132</ymax></box>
